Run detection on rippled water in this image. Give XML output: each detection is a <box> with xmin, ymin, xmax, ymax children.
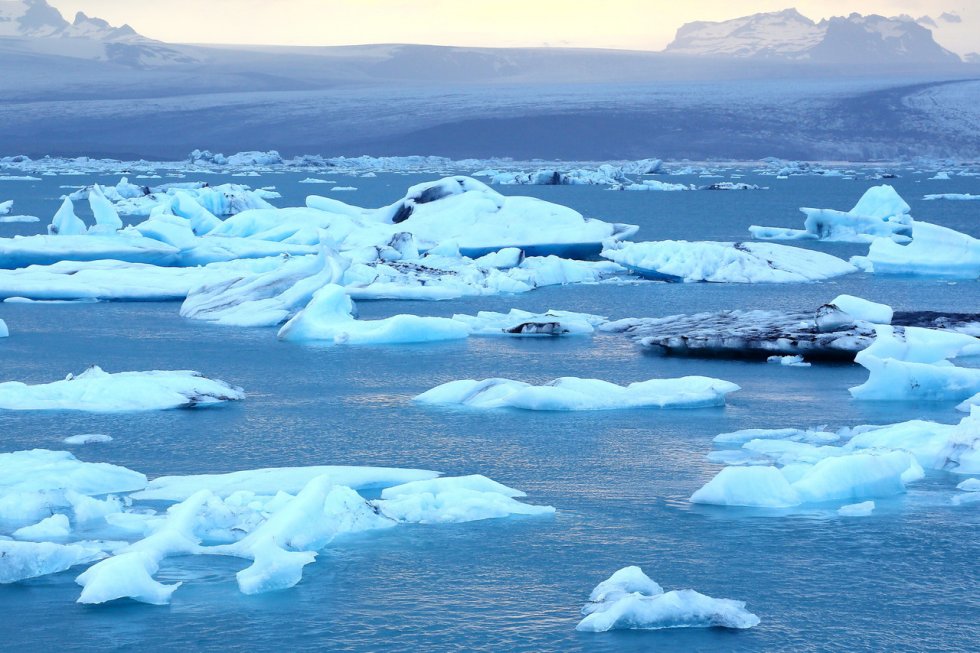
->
<box><xmin>0</xmin><ymin>168</ymin><xmax>978</xmax><ymax>652</ymax></box>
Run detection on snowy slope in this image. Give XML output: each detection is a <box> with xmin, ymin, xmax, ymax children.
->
<box><xmin>666</xmin><ymin>9</ymin><xmax>961</xmax><ymax>63</ymax></box>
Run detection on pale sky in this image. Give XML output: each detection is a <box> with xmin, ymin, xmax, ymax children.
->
<box><xmin>49</xmin><ymin>0</ymin><xmax>979</xmax><ymax>55</ymax></box>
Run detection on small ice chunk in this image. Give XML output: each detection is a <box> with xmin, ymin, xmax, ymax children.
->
<box><xmin>838</xmin><ymin>501</ymin><xmax>875</xmax><ymax>517</ymax></box>
<box><xmin>690</xmin><ymin>466</ymin><xmax>801</xmax><ymax>508</ymax></box>
<box><xmin>12</xmin><ymin>514</ymin><xmax>71</xmax><ymax>540</ymax></box>
<box><xmin>63</xmin><ymin>434</ymin><xmax>113</xmax><ymax>445</ymax></box>
<box><xmin>767</xmin><ymin>355</ymin><xmax>811</xmax><ymax>367</ymax></box>
<box><xmin>957</xmin><ymin>478</ymin><xmax>980</xmax><ymax>492</ymax></box>
<box><xmin>576</xmin><ymin>567</ymin><xmax>759</xmax><ymax>632</ymax></box>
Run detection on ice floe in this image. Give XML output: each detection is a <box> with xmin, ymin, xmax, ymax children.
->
<box><xmin>601</xmin><ymin>240</ymin><xmax>856</xmax><ymax>283</ymax></box>
<box><xmin>63</xmin><ymin>434</ymin><xmax>113</xmax><ymax>445</ymax></box>
<box><xmin>750</xmin><ymin>185</ymin><xmax>913</xmax><ymax>243</ymax></box>
<box><xmin>850</xmin><ymin>324</ymin><xmax>980</xmax><ymax>402</ymax></box>
<box><xmin>691</xmin><ymin>408</ymin><xmax>980</xmax><ymax>510</ymax></box>
<box><xmin>837</xmin><ymin>501</ymin><xmax>875</xmax><ymax>516</ymax></box>
<box><xmin>0</xmin><ymin>451</ymin><xmax>553</xmax><ymax>603</ymax></box>
<box><xmin>414</xmin><ymin>376</ymin><xmax>739</xmax><ymax>411</ymax></box>
<box><xmin>576</xmin><ymin>566</ymin><xmax>759</xmax><ymax>632</ymax></box>
<box><xmin>0</xmin><ymin>367</ymin><xmax>244</xmax><ymax>412</ymax></box>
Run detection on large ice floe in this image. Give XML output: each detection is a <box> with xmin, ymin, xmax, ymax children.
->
<box><xmin>0</xmin><ymin>176</ymin><xmax>636</xmax><ymax>270</ymax></box>
<box><xmin>849</xmin><ymin>324</ymin><xmax>980</xmax><ymax>402</ymax></box>
<box><xmin>851</xmin><ymin>220</ymin><xmax>980</xmax><ymax>279</ymax></box>
<box><xmin>749</xmin><ymin>185</ymin><xmax>913</xmax><ymax>243</ymax></box>
<box><xmin>576</xmin><ymin>566</ymin><xmax>759</xmax><ymax>633</ymax></box>
<box><xmin>0</xmin><ymin>450</ymin><xmax>553</xmax><ymax>602</ymax></box>
<box><xmin>414</xmin><ymin>376</ymin><xmax>739</xmax><ymax>411</ymax></box>
<box><xmin>0</xmin><ymin>367</ymin><xmax>244</xmax><ymax>412</ymax></box>
<box><xmin>600</xmin><ymin>240</ymin><xmax>856</xmax><ymax>283</ymax></box>
<box><xmin>604</xmin><ymin>295</ymin><xmax>979</xmax><ymax>361</ymax></box>
<box><xmin>691</xmin><ymin>407</ymin><xmax>980</xmax><ymax>510</ymax></box>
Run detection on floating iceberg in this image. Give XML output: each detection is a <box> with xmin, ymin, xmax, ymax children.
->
<box><xmin>923</xmin><ymin>193</ymin><xmax>979</xmax><ymax>201</ymax></box>
<box><xmin>0</xmin><ymin>367</ymin><xmax>244</xmax><ymax>412</ymax></box>
<box><xmin>576</xmin><ymin>566</ymin><xmax>759</xmax><ymax>633</ymax></box>
<box><xmin>692</xmin><ymin>408</ymin><xmax>980</xmax><ymax>510</ymax></box>
<box><xmin>850</xmin><ymin>325</ymin><xmax>980</xmax><ymax>402</ymax></box>
<box><xmin>768</xmin><ymin>355</ymin><xmax>811</xmax><ymax>367</ymax></box>
<box><xmin>603</xmin><ymin>300</ymin><xmax>978</xmax><ymax>361</ymax></box>
<box><xmin>0</xmin><ymin>200</ymin><xmax>11</xmax><ymax>215</ymax></box>
<box><xmin>852</xmin><ymin>220</ymin><xmax>980</xmax><ymax>279</ymax></box>
<box><xmin>414</xmin><ymin>376</ymin><xmax>739</xmax><ymax>411</ymax></box>
<box><xmin>277</xmin><ymin>284</ymin><xmax>470</xmax><ymax>344</ymax></box>
<box><xmin>13</xmin><ymin>514</ymin><xmax>71</xmax><ymax>540</ymax></box>
<box><xmin>451</xmin><ymin>308</ymin><xmax>606</xmax><ymax>336</ymax></box>
<box><xmin>375</xmin><ymin>475</ymin><xmax>556</xmax><ymax>523</ymax></box>
<box><xmin>0</xmin><ymin>541</ymin><xmax>106</xmax><ymax>584</ymax></box>
<box><xmin>750</xmin><ymin>185</ymin><xmax>913</xmax><ymax>243</ymax></box>
<box><xmin>0</xmin><ymin>319</ymin><xmax>7</xmax><ymax>338</ymax></box>
<box><xmin>601</xmin><ymin>240</ymin><xmax>855</xmax><ymax>283</ymax></box>
<box><xmin>63</xmin><ymin>434</ymin><xmax>113</xmax><ymax>445</ymax></box>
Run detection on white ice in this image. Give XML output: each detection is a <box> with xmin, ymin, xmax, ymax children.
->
<box><xmin>576</xmin><ymin>566</ymin><xmax>759</xmax><ymax>632</ymax></box>
<box><xmin>851</xmin><ymin>220</ymin><xmax>980</xmax><ymax>279</ymax></box>
<box><xmin>63</xmin><ymin>434</ymin><xmax>113</xmax><ymax>445</ymax></box>
<box><xmin>749</xmin><ymin>184</ymin><xmax>913</xmax><ymax>243</ymax></box>
<box><xmin>415</xmin><ymin>376</ymin><xmax>740</xmax><ymax>411</ymax></box>
<box><xmin>767</xmin><ymin>355</ymin><xmax>811</xmax><ymax>367</ymax></box>
<box><xmin>277</xmin><ymin>284</ymin><xmax>470</xmax><ymax>344</ymax></box>
<box><xmin>601</xmin><ymin>240</ymin><xmax>856</xmax><ymax>283</ymax></box>
<box><xmin>837</xmin><ymin>501</ymin><xmax>875</xmax><ymax>516</ymax></box>
<box><xmin>0</xmin><ymin>366</ymin><xmax>245</xmax><ymax>412</ymax></box>
<box><xmin>0</xmin><ymin>540</ymin><xmax>106</xmax><ymax>584</ymax></box>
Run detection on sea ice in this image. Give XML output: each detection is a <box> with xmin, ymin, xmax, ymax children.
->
<box><xmin>851</xmin><ymin>220</ymin><xmax>980</xmax><ymax>279</ymax></box>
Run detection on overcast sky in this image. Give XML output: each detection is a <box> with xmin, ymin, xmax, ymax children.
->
<box><xmin>49</xmin><ymin>1</ymin><xmax>978</xmax><ymax>55</ymax></box>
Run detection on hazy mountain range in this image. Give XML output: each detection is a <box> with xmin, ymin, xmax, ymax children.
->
<box><xmin>0</xmin><ymin>0</ymin><xmax>977</xmax><ymax>160</ymax></box>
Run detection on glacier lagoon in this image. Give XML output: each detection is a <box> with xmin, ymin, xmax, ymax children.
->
<box><xmin>0</xmin><ymin>167</ymin><xmax>978</xmax><ymax>651</ymax></box>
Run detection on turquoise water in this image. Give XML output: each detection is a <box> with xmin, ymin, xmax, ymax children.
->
<box><xmin>0</xmin><ymin>169</ymin><xmax>978</xmax><ymax>652</ymax></box>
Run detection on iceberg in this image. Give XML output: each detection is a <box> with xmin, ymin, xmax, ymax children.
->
<box><xmin>13</xmin><ymin>514</ymin><xmax>71</xmax><ymax>540</ymax></box>
<box><xmin>414</xmin><ymin>376</ymin><xmax>739</xmax><ymax>411</ymax></box>
<box><xmin>850</xmin><ymin>325</ymin><xmax>980</xmax><ymax>402</ymax></box>
<box><xmin>767</xmin><ymin>355</ymin><xmax>810</xmax><ymax>367</ymax></box>
<box><xmin>0</xmin><ymin>541</ymin><xmax>106</xmax><ymax>584</ymax></box>
<box><xmin>0</xmin><ymin>319</ymin><xmax>7</xmax><ymax>338</ymax></box>
<box><xmin>603</xmin><ymin>302</ymin><xmax>978</xmax><ymax>361</ymax></box>
<box><xmin>0</xmin><ymin>200</ymin><xmax>11</xmax><ymax>215</ymax></box>
<box><xmin>87</xmin><ymin>185</ymin><xmax>123</xmax><ymax>233</ymax></box>
<box><xmin>851</xmin><ymin>220</ymin><xmax>980</xmax><ymax>279</ymax></box>
<box><xmin>601</xmin><ymin>240</ymin><xmax>856</xmax><ymax>283</ymax></box>
<box><xmin>0</xmin><ymin>366</ymin><xmax>245</xmax><ymax>412</ymax></box>
<box><xmin>923</xmin><ymin>193</ymin><xmax>980</xmax><ymax>201</ymax></box>
<box><xmin>63</xmin><ymin>434</ymin><xmax>113</xmax><ymax>445</ymax></box>
<box><xmin>451</xmin><ymin>309</ymin><xmax>606</xmax><ymax>336</ymax></box>
<box><xmin>750</xmin><ymin>185</ymin><xmax>913</xmax><ymax>243</ymax></box>
<box><xmin>693</xmin><ymin>408</ymin><xmax>980</xmax><ymax>510</ymax></box>
<box><xmin>375</xmin><ymin>475</ymin><xmax>556</xmax><ymax>523</ymax></box>
<box><xmin>277</xmin><ymin>284</ymin><xmax>470</xmax><ymax>344</ymax></box>
<box><xmin>576</xmin><ymin>566</ymin><xmax>759</xmax><ymax>632</ymax></box>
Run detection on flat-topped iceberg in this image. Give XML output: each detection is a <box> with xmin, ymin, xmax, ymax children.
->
<box><xmin>601</xmin><ymin>240</ymin><xmax>855</xmax><ymax>283</ymax></box>
<box><xmin>603</xmin><ymin>300</ymin><xmax>979</xmax><ymax>361</ymax></box>
<box><xmin>852</xmin><ymin>220</ymin><xmax>980</xmax><ymax>279</ymax></box>
<box><xmin>414</xmin><ymin>376</ymin><xmax>739</xmax><ymax>411</ymax></box>
<box><xmin>0</xmin><ymin>367</ymin><xmax>244</xmax><ymax>412</ymax></box>
<box><xmin>750</xmin><ymin>185</ymin><xmax>913</xmax><ymax>243</ymax></box>
<box><xmin>576</xmin><ymin>566</ymin><xmax>759</xmax><ymax>633</ymax></box>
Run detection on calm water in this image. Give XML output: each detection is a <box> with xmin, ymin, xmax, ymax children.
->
<box><xmin>0</xmin><ymin>168</ymin><xmax>978</xmax><ymax>652</ymax></box>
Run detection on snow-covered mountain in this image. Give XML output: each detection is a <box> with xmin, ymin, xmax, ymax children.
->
<box><xmin>665</xmin><ymin>8</ymin><xmax>961</xmax><ymax>64</ymax></box>
<box><xmin>0</xmin><ymin>0</ymin><xmax>198</xmax><ymax>66</ymax></box>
